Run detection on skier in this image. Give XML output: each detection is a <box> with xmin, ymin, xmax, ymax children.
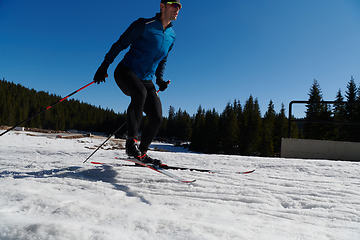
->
<box><xmin>93</xmin><ymin>1</ymin><xmax>182</xmax><ymax>166</ymax></box>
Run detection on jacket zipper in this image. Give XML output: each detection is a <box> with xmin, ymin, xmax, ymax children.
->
<box><xmin>141</xmin><ymin>25</ymin><xmax>167</xmax><ymax>80</ymax></box>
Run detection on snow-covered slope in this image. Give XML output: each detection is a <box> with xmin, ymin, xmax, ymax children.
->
<box><xmin>0</xmin><ymin>131</ymin><xmax>359</xmax><ymax>240</ymax></box>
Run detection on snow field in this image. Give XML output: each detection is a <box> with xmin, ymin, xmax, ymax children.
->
<box><xmin>0</xmin><ymin>130</ymin><xmax>359</xmax><ymax>240</ymax></box>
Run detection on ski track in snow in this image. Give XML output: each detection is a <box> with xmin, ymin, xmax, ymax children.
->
<box><xmin>0</xmin><ymin>130</ymin><xmax>359</xmax><ymax>240</ymax></box>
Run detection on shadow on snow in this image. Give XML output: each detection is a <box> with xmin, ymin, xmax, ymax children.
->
<box><xmin>0</xmin><ymin>165</ymin><xmax>151</xmax><ymax>205</ymax></box>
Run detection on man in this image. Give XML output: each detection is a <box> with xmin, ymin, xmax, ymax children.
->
<box><xmin>93</xmin><ymin>1</ymin><xmax>182</xmax><ymax>166</ymax></box>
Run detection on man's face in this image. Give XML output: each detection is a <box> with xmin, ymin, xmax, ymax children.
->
<box><xmin>163</xmin><ymin>2</ymin><xmax>181</xmax><ymax>21</ymax></box>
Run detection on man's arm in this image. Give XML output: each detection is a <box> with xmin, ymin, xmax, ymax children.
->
<box><xmin>104</xmin><ymin>18</ymin><xmax>146</xmax><ymax>64</ymax></box>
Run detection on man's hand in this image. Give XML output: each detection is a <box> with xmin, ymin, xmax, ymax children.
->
<box><xmin>156</xmin><ymin>78</ymin><xmax>170</xmax><ymax>91</ymax></box>
<box><xmin>94</xmin><ymin>61</ymin><xmax>109</xmax><ymax>84</ymax></box>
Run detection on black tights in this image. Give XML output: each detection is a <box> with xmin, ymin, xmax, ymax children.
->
<box><xmin>114</xmin><ymin>63</ymin><xmax>163</xmax><ymax>152</ymax></box>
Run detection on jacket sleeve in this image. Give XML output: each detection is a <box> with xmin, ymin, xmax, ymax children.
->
<box><xmin>104</xmin><ymin>18</ymin><xmax>146</xmax><ymax>64</ymax></box>
<box><xmin>155</xmin><ymin>40</ymin><xmax>175</xmax><ymax>79</ymax></box>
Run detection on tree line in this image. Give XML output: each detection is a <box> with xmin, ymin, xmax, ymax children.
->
<box><xmin>1</xmin><ymin>76</ymin><xmax>359</xmax><ymax>157</ymax></box>
<box><xmin>156</xmin><ymin>76</ymin><xmax>360</xmax><ymax>155</ymax></box>
<box><xmin>157</xmin><ymin>98</ymin><xmax>299</xmax><ymax>156</ymax></box>
<box><xmin>0</xmin><ymin>79</ymin><xmax>126</xmax><ymax>134</ymax></box>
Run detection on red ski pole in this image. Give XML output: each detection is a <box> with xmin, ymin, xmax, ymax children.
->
<box><xmin>0</xmin><ymin>81</ymin><xmax>95</xmax><ymax>137</ymax></box>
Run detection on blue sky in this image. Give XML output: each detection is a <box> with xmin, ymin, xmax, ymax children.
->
<box><xmin>1</xmin><ymin>0</ymin><xmax>360</xmax><ymax>119</ymax></box>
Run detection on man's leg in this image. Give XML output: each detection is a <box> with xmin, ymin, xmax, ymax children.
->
<box><xmin>114</xmin><ymin>63</ymin><xmax>147</xmax><ymax>157</ymax></box>
<box><xmin>139</xmin><ymin>81</ymin><xmax>163</xmax><ymax>153</ymax></box>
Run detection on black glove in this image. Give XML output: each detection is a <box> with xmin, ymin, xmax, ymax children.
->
<box><xmin>94</xmin><ymin>61</ymin><xmax>109</xmax><ymax>84</ymax></box>
<box><xmin>156</xmin><ymin>78</ymin><xmax>169</xmax><ymax>92</ymax></box>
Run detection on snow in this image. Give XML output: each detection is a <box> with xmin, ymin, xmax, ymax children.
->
<box><xmin>0</xmin><ymin>130</ymin><xmax>359</xmax><ymax>240</ymax></box>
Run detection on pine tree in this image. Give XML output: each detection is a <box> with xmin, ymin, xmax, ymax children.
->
<box><xmin>235</xmin><ymin>100</ymin><xmax>243</xmax><ymax>154</ymax></box>
<box><xmin>175</xmin><ymin>109</ymin><xmax>192</xmax><ymax>141</ymax></box>
<box><xmin>166</xmin><ymin>106</ymin><xmax>176</xmax><ymax>138</ymax></box>
<box><xmin>220</xmin><ymin>101</ymin><xmax>239</xmax><ymax>154</ymax></box>
<box><xmin>273</xmin><ymin>103</ymin><xmax>289</xmax><ymax>155</ymax></box>
<box><xmin>304</xmin><ymin>79</ymin><xmax>332</xmax><ymax>140</ymax></box>
<box><xmin>345</xmin><ymin>76</ymin><xmax>357</xmax><ymax>121</ymax></box>
<box><xmin>242</xmin><ymin>95</ymin><xmax>262</xmax><ymax>156</ymax></box>
<box><xmin>333</xmin><ymin>89</ymin><xmax>346</xmax><ymax>141</ymax></box>
<box><xmin>204</xmin><ymin>108</ymin><xmax>220</xmax><ymax>153</ymax></box>
<box><xmin>344</xmin><ymin>76</ymin><xmax>359</xmax><ymax>141</ymax></box>
<box><xmin>260</xmin><ymin>100</ymin><xmax>276</xmax><ymax>156</ymax></box>
<box><xmin>190</xmin><ymin>106</ymin><xmax>206</xmax><ymax>152</ymax></box>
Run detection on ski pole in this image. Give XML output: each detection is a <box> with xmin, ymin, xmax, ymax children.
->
<box><xmin>83</xmin><ymin>121</ymin><xmax>127</xmax><ymax>163</ymax></box>
<box><xmin>0</xmin><ymin>81</ymin><xmax>95</xmax><ymax>137</ymax></box>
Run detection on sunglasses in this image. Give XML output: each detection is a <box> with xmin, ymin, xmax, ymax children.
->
<box><xmin>166</xmin><ymin>2</ymin><xmax>182</xmax><ymax>9</ymax></box>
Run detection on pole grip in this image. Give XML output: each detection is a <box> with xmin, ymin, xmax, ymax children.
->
<box><xmin>157</xmin><ymin>80</ymin><xmax>171</xmax><ymax>93</ymax></box>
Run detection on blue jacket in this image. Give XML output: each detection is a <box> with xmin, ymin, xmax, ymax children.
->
<box><xmin>104</xmin><ymin>13</ymin><xmax>176</xmax><ymax>81</ymax></box>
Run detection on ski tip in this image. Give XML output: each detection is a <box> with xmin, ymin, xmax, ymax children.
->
<box><xmin>241</xmin><ymin>170</ymin><xmax>255</xmax><ymax>174</ymax></box>
<box><xmin>90</xmin><ymin>161</ymin><xmax>104</xmax><ymax>165</ymax></box>
<box><xmin>182</xmin><ymin>179</ymin><xmax>196</xmax><ymax>183</ymax></box>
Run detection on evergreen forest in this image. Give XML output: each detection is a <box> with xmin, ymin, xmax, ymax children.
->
<box><xmin>0</xmin><ymin>79</ymin><xmax>126</xmax><ymax>135</ymax></box>
<box><xmin>1</xmin><ymin>77</ymin><xmax>359</xmax><ymax>157</ymax></box>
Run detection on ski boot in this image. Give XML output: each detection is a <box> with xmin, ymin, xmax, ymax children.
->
<box><xmin>125</xmin><ymin>138</ymin><xmax>142</xmax><ymax>158</ymax></box>
<box><xmin>138</xmin><ymin>152</ymin><xmax>162</xmax><ymax>166</ymax></box>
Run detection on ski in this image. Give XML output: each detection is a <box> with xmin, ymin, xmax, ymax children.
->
<box><xmin>92</xmin><ymin>158</ymin><xmax>196</xmax><ymax>183</ymax></box>
<box><xmin>91</xmin><ymin>158</ymin><xmax>255</xmax><ymax>175</ymax></box>
<box><xmin>116</xmin><ymin>157</ymin><xmax>255</xmax><ymax>174</ymax></box>
<box><xmin>160</xmin><ymin>165</ymin><xmax>255</xmax><ymax>175</ymax></box>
